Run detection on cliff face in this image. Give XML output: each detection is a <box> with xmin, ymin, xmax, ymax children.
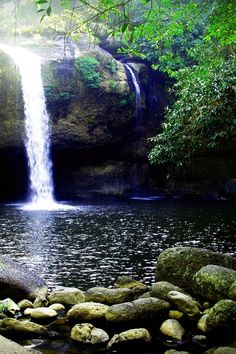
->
<box><xmin>0</xmin><ymin>37</ymin><xmax>152</xmax><ymax>200</ymax></box>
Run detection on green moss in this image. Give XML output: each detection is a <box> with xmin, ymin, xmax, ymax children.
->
<box><xmin>76</xmin><ymin>56</ymin><xmax>102</xmax><ymax>89</ymax></box>
<box><xmin>108</xmin><ymin>80</ymin><xmax>118</xmax><ymax>91</ymax></box>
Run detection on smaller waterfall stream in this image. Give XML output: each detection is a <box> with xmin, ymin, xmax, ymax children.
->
<box><xmin>0</xmin><ymin>44</ymin><xmax>62</xmax><ymax>210</ymax></box>
<box><xmin>124</xmin><ymin>63</ymin><xmax>142</xmax><ymax>118</ymax></box>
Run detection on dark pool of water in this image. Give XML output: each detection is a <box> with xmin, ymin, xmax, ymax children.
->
<box><xmin>0</xmin><ymin>197</ymin><xmax>235</xmax><ymax>290</ymax></box>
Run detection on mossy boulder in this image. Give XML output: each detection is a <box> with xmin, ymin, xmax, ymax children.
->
<box><xmin>156</xmin><ymin>247</ymin><xmax>236</xmax><ymax>292</ymax></box>
<box><xmin>67</xmin><ymin>302</ymin><xmax>109</xmax><ymax>322</ymax></box>
<box><xmin>105</xmin><ymin>297</ymin><xmax>170</xmax><ymax>324</ymax></box>
<box><xmin>71</xmin><ymin>323</ymin><xmax>109</xmax><ymax>344</ymax></box>
<box><xmin>206</xmin><ymin>299</ymin><xmax>236</xmax><ymax>334</ymax></box>
<box><xmin>160</xmin><ymin>319</ymin><xmax>185</xmax><ymax>340</ymax></box>
<box><xmin>114</xmin><ymin>276</ymin><xmax>148</xmax><ymax>294</ymax></box>
<box><xmin>0</xmin><ymin>335</ymin><xmax>38</xmax><ymax>353</ymax></box>
<box><xmin>85</xmin><ymin>287</ymin><xmax>133</xmax><ymax>305</ymax></box>
<box><xmin>167</xmin><ymin>291</ymin><xmax>201</xmax><ymax>318</ymax></box>
<box><xmin>107</xmin><ymin>328</ymin><xmax>151</xmax><ymax>349</ymax></box>
<box><xmin>150</xmin><ymin>281</ymin><xmax>184</xmax><ymax>301</ymax></box>
<box><xmin>192</xmin><ymin>265</ymin><xmax>236</xmax><ymax>302</ymax></box>
<box><xmin>48</xmin><ymin>286</ymin><xmax>85</xmax><ymax>306</ymax></box>
<box><xmin>0</xmin><ymin>256</ymin><xmax>47</xmax><ymax>301</ymax></box>
<box><xmin>0</xmin><ymin>318</ymin><xmax>47</xmax><ymax>338</ymax></box>
<box><xmin>228</xmin><ymin>280</ymin><xmax>236</xmax><ymax>300</ymax></box>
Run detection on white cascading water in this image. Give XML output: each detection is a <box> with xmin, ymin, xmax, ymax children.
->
<box><xmin>0</xmin><ymin>44</ymin><xmax>57</xmax><ymax>210</ymax></box>
<box><xmin>124</xmin><ymin>63</ymin><xmax>142</xmax><ymax>117</ymax></box>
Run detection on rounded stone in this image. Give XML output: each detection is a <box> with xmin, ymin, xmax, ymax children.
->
<box><xmin>67</xmin><ymin>302</ymin><xmax>109</xmax><ymax>322</ymax></box>
<box><xmin>71</xmin><ymin>323</ymin><xmax>109</xmax><ymax>344</ymax></box>
<box><xmin>49</xmin><ymin>303</ymin><xmax>65</xmax><ymax>312</ymax></box>
<box><xmin>169</xmin><ymin>310</ymin><xmax>183</xmax><ymax>320</ymax></box>
<box><xmin>228</xmin><ymin>280</ymin><xmax>236</xmax><ymax>300</ymax></box>
<box><xmin>85</xmin><ymin>287</ymin><xmax>133</xmax><ymax>305</ymax></box>
<box><xmin>193</xmin><ymin>265</ymin><xmax>236</xmax><ymax>302</ymax></box>
<box><xmin>197</xmin><ymin>314</ymin><xmax>209</xmax><ymax>333</ymax></box>
<box><xmin>48</xmin><ymin>286</ymin><xmax>85</xmax><ymax>306</ymax></box>
<box><xmin>206</xmin><ymin>299</ymin><xmax>236</xmax><ymax>333</ymax></box>
<box><xmin>160</xmin><ymin>319</ymin><xmax>185</xmax><ymax>340</ymax></box>
<box><xmin>167</xmin><ymin>291</ymin><xmax>200</xmax><ymax>317</ymax></box>
<box><xmin>105</xmin><ymin>297</ymin><xmax>170</xmax><ymax>323</ymax></box>
<box><xmin>29</xmin><ymin>307</ymin><xmax>58</xmax><ymax>320</ymax></box>
<box><xmin>18</xmin><ymin>299</ymin><xmax>33</xmax><ymax>311</ymax></box>
<box><xmin>107</xmin><ymin>328</ymin><xmax>151</xmax><ymax>349</ymax></box>
<box><xmin>156</xmin><ymin>247</ymin><xmax>236</xmax><ymax>293</ymax></box>
<box><xmin>214</xmin><ymin>347</ymin><xmax>236</xmax><ymax>354</ymax></box>
<box><xmin>114</xmin><ymin>276</ymin><xmax>148</xmax><ymax>294</ymax></box>
<box><xmin>0</xmin><ymin>318</ymin><xmax>46</xmax><ymax>337</ymax></box>
<box><xmin>150</xmin><ymin>281</ymin><xmax>184</xmax><ymax>301</ymax></box>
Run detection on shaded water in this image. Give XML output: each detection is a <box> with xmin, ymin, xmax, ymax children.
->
<box><xmin>0</xmin><ymin>198</ymin><xmax>235</xmax><ymax>290</ymax></box>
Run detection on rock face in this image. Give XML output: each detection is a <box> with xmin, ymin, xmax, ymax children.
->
<box><xmin>156</xmin><ymin>247</ymin><xmax>236</xmax><ymax>293</ymax></box>
<box><xmin>0</xmin><ymin>256</ymin><xmax>47</xmax><ymax>301</ymax></box>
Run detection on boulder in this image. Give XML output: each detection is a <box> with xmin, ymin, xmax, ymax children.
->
<box><xmin>18</xmin><ymin>299</ymin><xmax>33</xmax><ymax>311</ymax></box>
<box><xmin>48</xmin><ymin>286</ymin><xmax>85</xmax><ymax>306</ymax></box>
<box><xmin>0</xmin><ymin>334</ymin><xmax>39</xmax><ymax>353</ymax></box>
<box><xmin>167</xmin><ymin>291</ymin><xmax>201</xmax><ymax>317</ymax></box>
<box><xmin>197</xmin><ymin>314</ymin><xmax>209</xmax><ymax>333</ymax></box>
<box><xmin>71</xmin><ymin>323</ymin><xmax>109</xmax><ymax>344</ymax></box>
<box><xmin>206</xmin><ymin>299</ymin><xmax>236</xmax><ymax>334</ymax></box>
<box><xmin>67</xmin><ymin>302</ymin><xmax>109</xmax><ymax>322</ymax></box>
<box><xmin>160</xmin><ymin>319</ymin><xmax>185</xmax><ymax>340</ymax></box>
<box><xmin>0</xmin><ymin>298</ymin><xmax>20</xmax><ymax>315</ymax></box>
<box><xmin>114</xmin><ymin>276</ymin><xmax>148</xmax><ymax>294</ymax></box>
<box><xmin>107</xmin><ymin>328</ymin><xmax>151</xmax><ymax>349</ymax></box>
<box><xmin>150</xmin><ymin>281</ymin><xmax>184</xmax><ymax>301</ymax></box>
<box><xmin>105</xmin><ymin>297</ymin><xmax>170</xmax><ymax>323</ymax></box>
<box><xmin>169</xmin><ymin>310</ymin><xmax>183</xmax><ymax>320</ymax></box>
<box><xmin>0</xmin><ymin>256</ymin><xmax>47</xmax><ymax>301</ymax></box>
<box><xmin>85</xmin><ymin>287</ymin><xmax>133</xmax><ymax>305</ymax></box>
<box><xmin>48</xmin><ymin>303</ymin><xmax>65</xmax><ymax>312</ymax></box>
<box><xmin>214</xmin><ymin>347</ymin><xmax>236</xmax><ymax>354</ymax></box>
<box><xmin>228</xmin><ymin>280</ymin><xmax>236</xmax><ymax>300</ymax></box>
<box><xmin>192</xmin><ymin>265</ymin><xmax>236</xmax><ymax>302</ymax></box>
<box><xmin>164</xmin><ymin>351</ymin><xmax>190</xmax><ymax>354</ymax></box>
<box><xmin>29</xmin><ymin>307</ymin><xmax>57</xmax><ymax>320</ymax></box>
<box><xmin>156</xmin><ymin>247</ymin><xmax>236</xmax><ymax>292</ymax></box>
<box><xmin>33</xmin><ymin>295</ymin><xmax>48</xmax><ymax>308</ymax></box>
<box><xmin>0</xmin><ymin>318</ymin><xmax>47</xmax><ymax>337</ymax></box>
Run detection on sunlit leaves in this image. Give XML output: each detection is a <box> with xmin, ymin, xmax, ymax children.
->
<box><xmin>149</xmin><ymin>54</ymin><xmax>236</xmax><ymax>167</ymax></box>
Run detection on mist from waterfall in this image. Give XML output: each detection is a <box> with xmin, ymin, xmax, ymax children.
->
<box><xmin>0</xmin><ymin>44</ymin><xmax>57</xmax><ymax>210</ymax></box>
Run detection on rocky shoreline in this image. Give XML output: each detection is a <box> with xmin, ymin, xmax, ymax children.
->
<box><xmin>0</xmin><ymin>247</ymin><xmax>235</xmax><ymax>353</ymax></box>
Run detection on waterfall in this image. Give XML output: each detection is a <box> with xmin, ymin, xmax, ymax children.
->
<box><xmin>0</xmin><ymin>44</ymin><xmax>56</xmax><ymax>209</ymax></box>
<box><xmin>124</xmin><ymin>63</ymin><xmax>142</xmax><ymax>118</ymax></box>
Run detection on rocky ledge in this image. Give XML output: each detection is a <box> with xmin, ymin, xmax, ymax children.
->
<box><xmin>0</xmin><ymin>247</ymin><xmax>236</xmax><ymax>353</ymax></box>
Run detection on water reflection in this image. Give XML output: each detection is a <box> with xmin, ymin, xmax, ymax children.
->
<box><xmin>0</xmin><ymin>199</ymin><xmax>235</xmax><ymax>290</ymax></box>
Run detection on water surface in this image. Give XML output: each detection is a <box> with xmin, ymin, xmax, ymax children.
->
<box><xmin>0</xmin><ymin>198</ymin><xmax>235</xmax><ymax>290</ymax></box>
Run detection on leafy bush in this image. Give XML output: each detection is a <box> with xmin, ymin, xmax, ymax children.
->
<box><xmin>149</xmin><ymin>54</ymin><xmax>236</xmax><ymax>167</ymax></box>
<box><xmin>76</xmin><ymin>56</ymin><xmax>102</xmax><ymax>89</ymax></box>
